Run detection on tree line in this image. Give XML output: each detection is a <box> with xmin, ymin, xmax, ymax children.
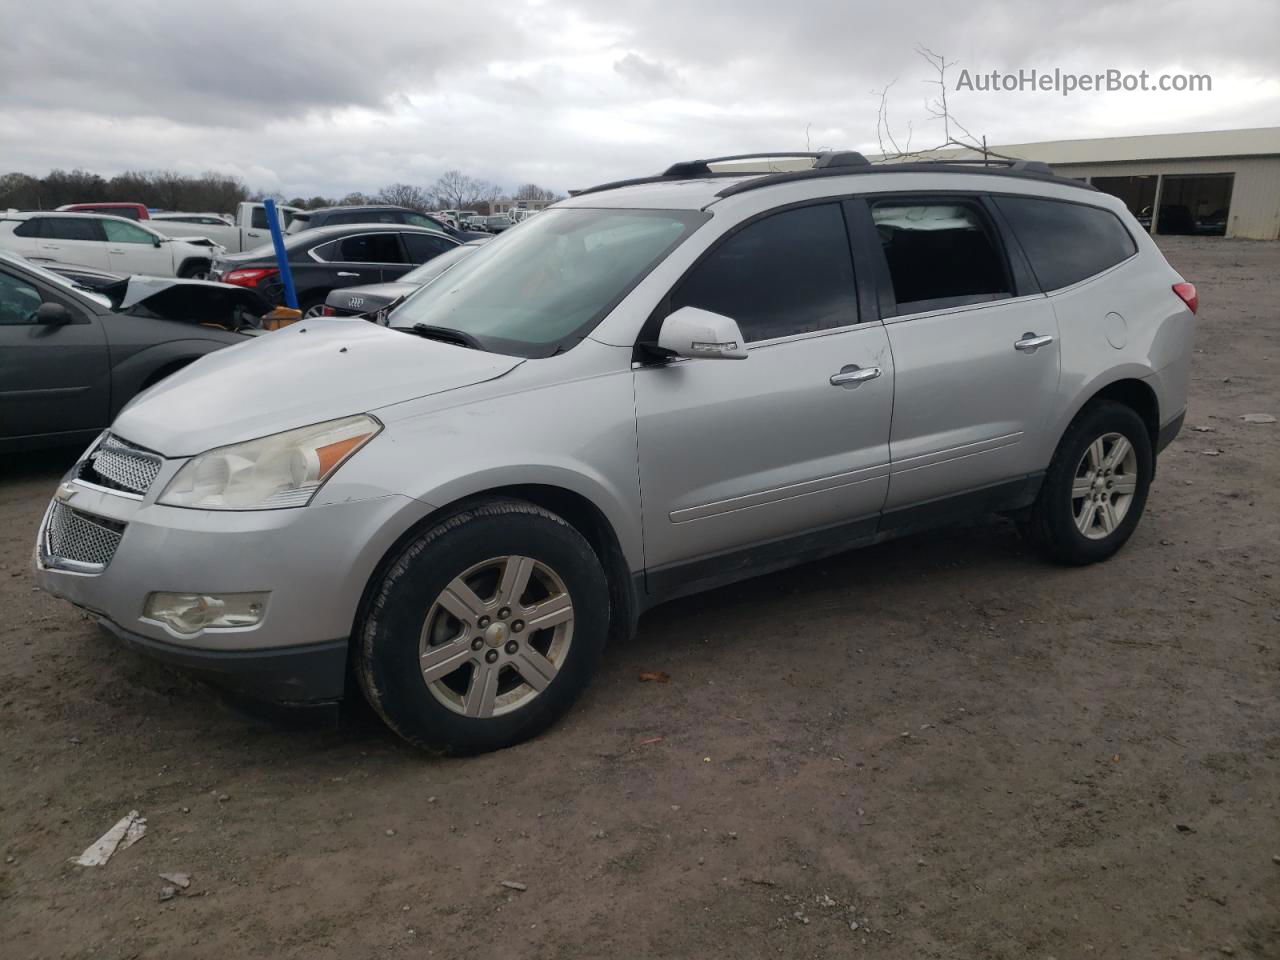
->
<box><xmin>0</xmin><ymin>168</ymin><xmax>562</xmax><ymax>216</ymax></box>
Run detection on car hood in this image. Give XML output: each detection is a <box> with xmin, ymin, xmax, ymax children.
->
<box><xmin>168</xmin><ymin>235</ymin><xmax>223</xmax><ymax>249</ymax></box>
<box><xmin>112</xmin><ymin>318</ymin><xmax>524</xmax><ymax>456</ymax></box>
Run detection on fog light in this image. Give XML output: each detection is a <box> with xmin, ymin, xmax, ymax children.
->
<box><xmin>143</xmin><ymin>592</ymin><xmax>268</xmax><ymax>635</ymax></box>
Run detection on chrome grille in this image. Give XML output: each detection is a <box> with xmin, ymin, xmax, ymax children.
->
<box><xmin>44</xmin><ymin>502</ymin><xmax>125</xmax><ymax>570</ymax></box>
<box><xmin>78</xmin><ymin>435</ymin><xmax>161</xmax><ymax>496</ymax></box>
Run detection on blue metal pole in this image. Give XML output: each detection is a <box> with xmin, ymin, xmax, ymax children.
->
<box><xmin>263</xmin><ymin>198</ymin><xmax>299</xmax><ymax>309</ymax></box>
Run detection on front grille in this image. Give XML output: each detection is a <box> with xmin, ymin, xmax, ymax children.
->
<box><xmin>78</xmin><ymin>435</ymin><xmax>162</xmax><ymax>496</ymax></box>
<box><xmin>44</xmin><ymin>502</ymin><xmax>125</xmax><ymax>569</ymax></box>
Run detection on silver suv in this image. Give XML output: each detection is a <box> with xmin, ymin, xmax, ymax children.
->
<box><xmin>34</xmin><ymin>152</ymin><xmax>1197</xmax><ymax>753</ymax></box>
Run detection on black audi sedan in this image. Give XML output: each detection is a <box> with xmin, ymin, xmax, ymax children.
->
<box><xmin>208</xmin><ymin>224</ymin><xmax>461</xmax><ymax>316</ymax></box>
<box><xmin>322</xmin><ymin>237</ymin><xmax>490</xmax><ymax>318</ymax></box>
<box><xmin>286</xmin><ymin>205</ymin><xmax>487</xmax><ymax>242</ymax></box>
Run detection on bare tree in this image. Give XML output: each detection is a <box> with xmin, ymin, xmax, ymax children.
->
<box><xmin>377</xmin><ymin>182</ymin><xmax>432</xmax><ymax>211</ymax></box>
<box><xmin>340</xmin><ymin>191</ymin><xmax>372</xmax><ymax>206</ymax></box>
<box><xmin>430</xmin><ymin>170</ymin><xmax>502</xmax><ymax>210</ymax></box>
<box><xmin>513</xmin><ymin>183</ymin><xmax>559</xmax><ymax>203</ymax></box>
<box><xmin>873</xmin><ymin>46</ymin><xmax>1015</xmax><ymax>164</ymax></box>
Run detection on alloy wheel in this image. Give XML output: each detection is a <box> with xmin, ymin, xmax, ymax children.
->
<box><xmin>1071</xmin><ymin>431</ymin><xmax>1139</xmax><ymax>540</ymax></box>
<box><xmin>418</xmin><ymin>555</ymin><xmax>574</xmax><ymax>718</ymax></box>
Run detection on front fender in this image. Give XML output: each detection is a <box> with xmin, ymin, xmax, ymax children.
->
<box><xmin>110</xmin><ymin>337</ymin><xmax>236</xmax><ymax>418</ymax></box>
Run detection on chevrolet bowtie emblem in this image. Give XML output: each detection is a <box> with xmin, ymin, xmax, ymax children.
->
<box><xmin>55</xmin><ymin>482</ymin><xmax>77</xmax><ymax>503</ymax></box>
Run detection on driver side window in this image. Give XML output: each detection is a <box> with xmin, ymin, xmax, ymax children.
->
<box><xmin>0</xmin><ymin>269</ymin><xmax>45</xmax><ymax>325</ymax></box>
<box><xmin>101</xmin><ymin>219</ymin><xmax>155</xmax><ymax>244</ymax></box>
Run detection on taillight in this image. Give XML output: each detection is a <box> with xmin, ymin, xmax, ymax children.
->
<box><xmin>1172</xmin><ymin>282</ymin><xmax>1198</xmax><ymax>314</ymax></box>
<box><xmin>223</xmin><ymin>267</ymin><xmax>279</xmax><ymax>288</ymax></box>
<box><xmin>320</xmin><ymin>305</ymin><xmax>336</xmax><ymax>317</ymax></box>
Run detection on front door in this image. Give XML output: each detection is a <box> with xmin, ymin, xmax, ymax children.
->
<box><xmin>634</xmin><ymin>202</ymin><xmax>894</xmax><ymax>583</ymax></box>
<box><xmin>861</xmin><ymin>196</ymin><xmax>1061</xmax><ymax>510</ymax></box>
<box><xmin>0</xmin><ymin>265</ymin><xmax>109</xmax><ymax>443</ymax></box>
<box><xmin>102</xmin><ymin>218</ymin><xmax>175</xmax><ymax>276</ymax></box>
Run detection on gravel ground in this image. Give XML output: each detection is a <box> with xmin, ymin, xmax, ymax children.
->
<box><xmin>1</xmin><ymin>237</ymin><xmax>1277</xmax><ymax>959</ymax></box>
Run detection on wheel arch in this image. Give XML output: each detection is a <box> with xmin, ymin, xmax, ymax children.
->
<box><xmin>350</xmin><ymin>482</ymin><xmax>641</xmax><ymax>666</ymax></box>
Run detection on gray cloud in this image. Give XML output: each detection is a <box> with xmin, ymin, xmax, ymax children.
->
<box><xmin>0</xmin><ymin>0</ymin><xmax>1276</xmax><ymax>197</ymax></box>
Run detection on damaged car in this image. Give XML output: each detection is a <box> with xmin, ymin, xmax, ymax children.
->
<box><xmin>0</xmin><ymin>251</ymin><xmax>272</xmax><ymax>452</ymax></box>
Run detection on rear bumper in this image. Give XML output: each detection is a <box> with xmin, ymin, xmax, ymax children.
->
<box><xmin>1157</xmin><ymin>409</ymin><xmax>1185</xmax><ymax>453</ymax></box>
<box><xmin>98</xmin><ymin>618</ymin><xmax>348</xmax><ymax>704</ymax></box>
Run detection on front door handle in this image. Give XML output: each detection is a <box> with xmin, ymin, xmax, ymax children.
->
<box><xmin>336</xmin><ymin>271</ymin><xmax>361</xmax><ymax>277</ymax></box>
<box><xmin>1014</xmin><ymin>333</ymin><xmax>1055</xmax><ymax>353</ymax></box>
<box><xmin>830</xmin><ymin>365</ymin><xmax>882</xmax><ymax>387</ymax></box>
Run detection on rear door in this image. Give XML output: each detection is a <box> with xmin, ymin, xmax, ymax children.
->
<box><xmin>634</xmin><ymin>201</ymin><xmax>894</xmax><ymax>582</ymax></box>
<box><xmin>0</xmin><ymin>264</ymin><xmax>109</xmax><ymax>443</ymax></box>
<box><xmin>35</xmin><ymin>217</ymin><xmax>111</xmax><ymax>269</ymax></box>
<box><xmin>102</xmin><ymin>218</ymin><xmax>174</xmax><ymax>276</ymax></box>
<box><xmin>858</xmin><ymin>194</ymin><xmax>1060</xmax><ymax>512</ymax></box>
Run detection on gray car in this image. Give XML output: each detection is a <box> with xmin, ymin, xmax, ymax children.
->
<box><xmin>33</xmin><ymin>152</ymin><xmax>1196</xmax><ymax>753</ymax></box>
<box><xmin>0</xmin><ymin>251</ymin><xmax>268</xmax><ymax>452</ymax></box>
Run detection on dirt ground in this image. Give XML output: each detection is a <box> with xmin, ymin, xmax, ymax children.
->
<box><xmin>1</xmin><ymin>237</ymin><xmax>1277</xmax><ymax>960</ymax></box>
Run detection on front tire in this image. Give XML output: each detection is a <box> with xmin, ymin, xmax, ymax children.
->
<box><xmin>356</xmin><ymin>500</ymin><xmax>610</xmax><ymax>754</ymax></box>
<box><xmin>178</xmin><ymin>259</ymin><xmax>211</xmax><ymax>280</ymax></box>
<box><xmin>1020</xmin><ymin>401</ymin><xmax>1153</xmax><ymax>565</ymax></box>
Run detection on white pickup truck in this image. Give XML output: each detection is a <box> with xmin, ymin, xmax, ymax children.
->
<box><xmin>147</xmin><ymin>202</ymin><xmax>301</xmax><ymax>254</ymax></box>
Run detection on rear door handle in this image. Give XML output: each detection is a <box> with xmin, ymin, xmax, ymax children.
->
<box><xmin>1014</xmin><ymin>333</ymin><xmax>1055</xmax><ymax>353</ymax></box>
<box><xmin>336</xmin><ymin>271</ymin><xmax>361</xmax><ymax>277</ymax></box>
<box><xmin>830</xmin><ymin>365</ymin><xmax>882</xmax><ymax>387</ymax></box>
<box><xmin>107</xmin><ymin>248</ymin><xmax>125</xmax><ymax>254</ymax></box>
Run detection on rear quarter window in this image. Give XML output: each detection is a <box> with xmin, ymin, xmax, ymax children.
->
<box><xmin>993</xmin><ymin>196</ymin><xmax>1137</xmax><ymax>292</ymax></box>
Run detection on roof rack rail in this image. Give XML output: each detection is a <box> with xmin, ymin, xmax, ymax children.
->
<box><xmin>714</xmin><ymin>156</ymin><xmax>1091</xmax><ymax>199</ymax></box>
<box><xmin>572</xmin><ymin>151</ymin><xmax>871</xmax><ymax>198</ymax></box>
<box><xmin>570</xmin><ymin>150</ymin><xmax>1082</xmax><ymax>201</ymax></box>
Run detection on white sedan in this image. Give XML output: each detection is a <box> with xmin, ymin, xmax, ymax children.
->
<box><xmin>0</xmin><ymin>211</ymin><xmax>223</xmax><ymax>278</ymax></box>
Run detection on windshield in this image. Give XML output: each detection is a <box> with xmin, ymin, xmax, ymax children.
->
<box><xmin>389</xmin><ymin>208</ymin><xmax>705</xmax><ymax>356</ymax></box>
<box><xmin>398</xmin><ymin>242</ymin><xmax>483</xmax><ymax>284</ymax></box>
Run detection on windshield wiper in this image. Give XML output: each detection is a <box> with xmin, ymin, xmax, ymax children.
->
<box><xmin>405</xmin><ymin>323</ymin><xmax>484</xmax><ymax>350</ymax></box>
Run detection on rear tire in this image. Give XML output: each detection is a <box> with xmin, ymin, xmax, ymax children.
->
<box><xmin>356</xmin><ymin>499</ymin><xmax>610</xmax><ymax>754</ymax></box>
<box><xmin>1020</xmin><ymin>401</ymin><xmax>1153</xmax><ymax>565</ymax></box>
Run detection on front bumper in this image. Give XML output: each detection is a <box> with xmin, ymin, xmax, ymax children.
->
<box><xmin>99</xmin><ymin>619</ymin><xmax>348</xmax><ymax>703</ymax></box>
<box><xmin>34</xmin><ymin>464</ymin><xmax>427</xmax><ymax>701</ymax></box>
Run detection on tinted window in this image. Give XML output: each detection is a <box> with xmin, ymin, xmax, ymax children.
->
<box><xmin>993</xmin><ymin>196</ymin><xmax>1137</xmax><ymax>291</ymax></box>
<box><xmin>101</xmin><ymin>219</ymin><xmax>154</xmax><ymax>244</ymax></box>
<box><xmin>403</xmin><ymin>233</ymin><xmax>455</xmax><ymax>262</ymax></box>
<box><xmin>0</xmin><ymin>269</ymin><xmax>44</xmax><ymax>325</ymax></box>
<box><xmin>250</xmin><ymin>207</ymin><xmax>268</xmax><ymax>229</ymax></box>
<box><xmin>672</xmin><ymin>203</ymin><xmax>858</xmax><ymax>343</ymax></box>
<box><xmin>334</xmin><ymin>233</ymin><xmax>404</xmax><ymax>263</ymax></box>
<box><xmin>871</xmin><ymin>201</ymin><xmax>1010</xmax><ymax>315</ymax></box>
<box><xmin>328</xmin><ymin>210</ymin><xmax>399</xmax><ymax>226</ymax></box>
<box><xmin>47</xmin><ymin>218</ymin><xmax>106</xmax><ymax>242</ymax></box>
<box><xmin>13</xmin><ymin>218</ymin><xmax>46</xmax><ymax>238</ymax></box>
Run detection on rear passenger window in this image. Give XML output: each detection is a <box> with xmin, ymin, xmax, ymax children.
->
<box><xmin>47</xmin><ymin>218</ymin><xmax>106</xmax><ymax>242</ymax></box>
<box><xmin>993</xmin><ymin>196</ymin><xmax>1137</xmax><ymax>291</ymax></box>
<box><xmin>335</xmin><ymin>233</ymin><xmax>405</xmax><ymax>263</ymax></box>
<box><xmin>250</xmin><ymin>207</ymin><xmax>269</xmax><ymax>229</ymax></box>
<box><xmin>671</xmin><ymin>203</ymin><xmax>858</xmax><ymax>343</ymax></box>
<box><xmin>871</xmin><ymin>201</ymin><xmax>1010</xmax><ymax>315</ymax></box>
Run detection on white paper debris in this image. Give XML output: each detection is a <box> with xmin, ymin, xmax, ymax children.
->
<box><xmin>73</xmin><ymin>810</ymin><xmax>147</xmax><ymax>866</ymax></box>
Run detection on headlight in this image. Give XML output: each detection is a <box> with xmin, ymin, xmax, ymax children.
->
<box><xmin>158</xmin><ymin>414</ymin><xmax>381</xmax><ymax>510</ymax></box>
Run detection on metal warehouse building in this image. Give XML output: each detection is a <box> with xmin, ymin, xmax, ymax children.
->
<box><xmin>920</xmin><ymin>127</ymin><xmax>1280</xmax><ymax>240</ymax></box>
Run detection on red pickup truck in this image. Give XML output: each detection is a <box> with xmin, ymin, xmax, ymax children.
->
<box><xmin>56</xmin><ymin>202</ymin><xmax>150</xmax><ymax>220</ymax></box>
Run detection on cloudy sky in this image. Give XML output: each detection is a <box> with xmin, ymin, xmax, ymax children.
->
<box><xmin>1</xmin><ymin>0</ymin><xmax>1277</xmax><ymax>197</ymax></box>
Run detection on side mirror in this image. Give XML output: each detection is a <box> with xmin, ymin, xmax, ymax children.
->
<box><xmin>656</xmin><ymin>306</ymin><xmax>748</xmax><ymax>360</ymax></box>
<box><xmin>36</xmin><ymin>302</ymin><xmax>73</xmax><ymax>325</ymax></box>
<box><xmin>153</xmin><ymin>236</ymin><xmax>164</xmax><ymax>247</ymax></box>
